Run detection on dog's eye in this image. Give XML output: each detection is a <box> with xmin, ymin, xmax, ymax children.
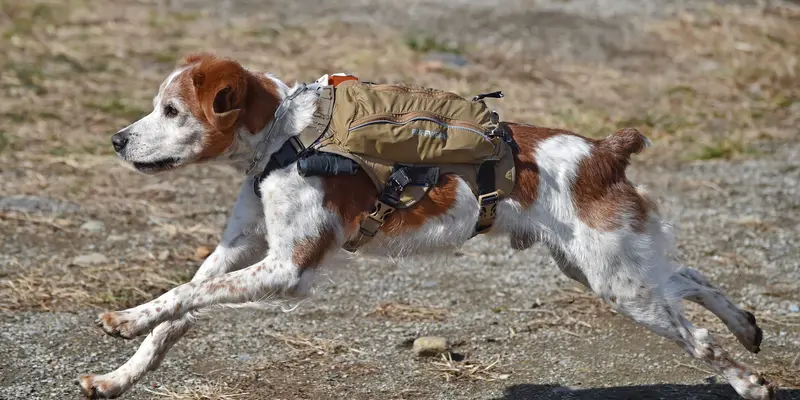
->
<box><xmin>163</xmin><ymin>104</ymin><xmax>178</xmax><ymax>118</ymax></box>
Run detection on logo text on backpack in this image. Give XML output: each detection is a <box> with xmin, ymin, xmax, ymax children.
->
<box><xmin>411</xmin><ymin>128</ymin><xmax>448</xmax><ymax>141</ymax></box>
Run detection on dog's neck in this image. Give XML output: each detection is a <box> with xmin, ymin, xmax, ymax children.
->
<box><xmin>217</xmin><ymin>75</ymin><xmax>319</xmax><ymax>175</ymax></box>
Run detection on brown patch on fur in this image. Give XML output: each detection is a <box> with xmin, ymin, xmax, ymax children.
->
<box><xmin>170</xmin><ymin>53</ymin><xmax>281</xmax><ymax>161</ymax></box>
<box><xmin>504</xmin><ymin>123</ymin><xmax>568</xmax><ymax>208</ymax></box>
<box><xmin>320</xmin><ymin>171</ymin><xmax>458</xmax><ymax>237</ymax></box>
<box><xmin>573</xmin><ymin>128</ymin><xmax>650</xmax><ymax>233</ymax></box>
<box><xmin>292</xmin><ymin>228</ymin><xmax>336</xmax><ymax>269</ymax></box>
<box><xmin>321</xmin><ymin>171</ymin><xmax>376</xmax><ymax>234</ymax></box>
<box><xmin>383</xmin><ymin>174</ymin><xmax>459</xmax><ymax>234</ymax></box>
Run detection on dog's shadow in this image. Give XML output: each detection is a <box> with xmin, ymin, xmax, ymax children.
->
<box><xmin>495</xmin><ymin>383</ymin><xmax>800</xmax><ymax>400</ymax></box>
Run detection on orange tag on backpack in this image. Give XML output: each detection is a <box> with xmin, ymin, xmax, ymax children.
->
<box><xmin>329</xmin><ymin>74</ymin><xmax>358</xmax><ymax>87</ymax></box>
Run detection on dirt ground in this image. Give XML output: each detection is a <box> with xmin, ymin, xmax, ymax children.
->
<box><xmin>1</xmin><ymin>0</ymin><xmax>800</xmax><ymax>399</ymax></box>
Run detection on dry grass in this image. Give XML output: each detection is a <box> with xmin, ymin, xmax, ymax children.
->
<box><xmin>0</xmin><ymin>0</ymin><xmax>797</xmax><ymax>313</ymax></box>
<box><xmin>369</xmin><ymin>301</ymin><xmax>449</xmax><ymax>322</ymax></box>
<box><xmin>145</xmin><ymin>383</ymin><xmax>249</xmax><ymax>400</ymax></box>
<box><xmin>262</xmin><ymin>331</ymin><xmax>365</xmax><ymax>358</ymax></box>
<box><xmin>427</xmin><ymin>353</ymin><xmax>511</xmax><ymax>382</ymax></box>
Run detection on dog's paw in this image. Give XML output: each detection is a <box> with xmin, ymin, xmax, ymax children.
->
<box><xmin>736</xmin><ymin>311</ymin><xmax>763</xmax><ymax>354</ymax></box>
<box><xmin>95</xmin><ymin>311</ymin><xmax>147</xmax><ymax>339</ymax></box>
<box><xmin>731</xmin><ymin>372</ymin><xmax>777</xmax><ymax>400</ymax></box>
<box><xmin>77</xmin><ymin>374</ymin><xmax>126</xmax><ymax>399</ymax></box>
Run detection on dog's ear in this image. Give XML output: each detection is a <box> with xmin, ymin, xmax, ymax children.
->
<box><xmin>239</xmin><ymin>74</ymin><xmax>280</xmax><ymax>134</ymax></box>
<box><xmin>209</xmin><ymin>85</ymin><xmax>242</xmax><ymax>130</ymax></box>
<box><xmin>190</xmin><ymin>56</ymin><xmax>281</xmax><ymax>134</ymax></box>
<box><xmin>191</xmin><ymin>58</ymin><xmax>247</xmax><ymax>131</ymax></box>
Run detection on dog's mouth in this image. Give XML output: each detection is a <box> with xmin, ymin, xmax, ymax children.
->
<box><xmin>132</xmin><ymin>157</ymin><xmax>181</xmax><ymax>173</ymax></box>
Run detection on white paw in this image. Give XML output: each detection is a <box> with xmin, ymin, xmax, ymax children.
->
<box><xmin>95</xmin><ymin>310</ymin><xmax>149</xmax><ymax>339</ymax></box>
<box><xmin>77</xmin><ymin>374</ymin><xmax>129</xmax><ymax>399</ymax></box>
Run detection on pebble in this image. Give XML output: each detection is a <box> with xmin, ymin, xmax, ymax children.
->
<box><xmin>106</xmin><ymin>234</ymin><xmax>126</xmax><ymax>242</ymax></box>
<box><xmin>158</xmin><ymin>250</ymin><xmax>170</xmax><ymax>261</ymax></box>
<box><xmin>72</xmin><ymin>253</ymin><xmax>108</xmax><ymax>266</ymax></box>
<box><xmin>412</xmin><ymin>336</ymin><xmax>449</xmax><ymax>357</ymax></box>
<box><xmin>79</xmin><ymin>220</ymin><xmax>105</xmax><ymax>233</ymax></box>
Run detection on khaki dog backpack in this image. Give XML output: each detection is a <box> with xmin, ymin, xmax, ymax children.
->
<box><xmin>254</xmin><ymin>74</ymin><xmax>518</xmax><ymax>251</ymax></box>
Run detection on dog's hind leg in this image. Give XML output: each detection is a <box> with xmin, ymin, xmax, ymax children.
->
<box><xmin>669</xmin><ymin>266</ymin><xmax>763</xmax><ymax>354</ymax></box>
<box><xmin>586</xmin><ymin>257</ymin><xmax>775</xmax><ymax>400</ymax></box>
<box><xmin>78</xmin><ymin>177</ymin><xmax>268</xmax><ymax>399</ymax></box>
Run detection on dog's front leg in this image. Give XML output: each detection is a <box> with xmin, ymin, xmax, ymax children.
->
<box><xmin>95</xmin><ymin>252</ymin><xmax>306</xmax><ymax>339</ymax></box>
<box><xmin>78</xmin><ymin>177</ymin><xmax>267</xmax><ymax>399</ymax></box>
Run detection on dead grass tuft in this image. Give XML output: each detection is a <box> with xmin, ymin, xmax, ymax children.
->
<box><xmin>427</xmin><ymin>353</ymin><xmax>510</xmax><ymax>382</ymax></box>
<box><xmin>145</xmin><ymin>383</ymin><xmax>249</xmax><ymax>400</ymax></box>
<box><xmin>263</xmin><ymin>331</ymin><xmax>365</xmax><ymax>358</ymax></box>
<box><xmin>369</xmin><ymin>301</ymin><xmax>449</xmax><ymax>322</ymax></box>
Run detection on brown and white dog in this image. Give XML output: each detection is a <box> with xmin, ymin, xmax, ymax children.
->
<box><xmin>78</xmin><ymin>53</ymin><xmax>774</xmax><ymax>399</ymax></box>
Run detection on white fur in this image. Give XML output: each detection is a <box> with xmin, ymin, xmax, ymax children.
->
<box><xmin>80</xmin><ymin>66</ymin><xmax>775</xmax><ymax>400</ymax></box>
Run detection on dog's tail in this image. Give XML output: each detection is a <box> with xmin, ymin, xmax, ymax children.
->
<box><xmin>601</xmin><ymin>127</ymin><xmax>650</xmax><ymax>157</ymax></box>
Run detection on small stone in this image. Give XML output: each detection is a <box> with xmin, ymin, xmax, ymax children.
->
<box><xmin>158</xmin><ymin>250</ymin><xmax>170</xmax><ymax>261</ymax></box>
<box><xmin>106</xmin><ymin>234</ymin><xmax>126</xmax><ymax>242</ymax></box>
<box><xmin>789</xmin><ymin>304</ymin><xmax>799</xmax><ymax>313</ymax></box>
<box><xmin>412</xmin><ymin>336</ymin><xmax>449</xmax><ymax>357</ymax></box>
<box><xmin>73</xmin><ymin>252</ymin><xmax>108</xmax><ymax>266</ymax></box>
<box><xmin>194</xmin><ymin>246</ymin><xmax>212</xmax><ymax>260</ymax></box>
<box><xmin>80</xmin><ymin>220</ymin><xmax>105</xmax><ymax>233</ymax></box>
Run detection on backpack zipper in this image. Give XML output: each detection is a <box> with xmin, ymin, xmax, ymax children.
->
<box><xmin>349</xmin><ymin>113</ymin><xmax>491</xmax><ymax>142</ymax></box>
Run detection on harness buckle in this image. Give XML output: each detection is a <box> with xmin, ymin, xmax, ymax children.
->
<box><xmin>359</xmin><ymin>200</ymin><xmax>396</xmax><ymax>238</ymax></box>
<box><xmin>475</xmin><ymin>191</ymin><xmax>500</xmax><ymax>234</ymax></box>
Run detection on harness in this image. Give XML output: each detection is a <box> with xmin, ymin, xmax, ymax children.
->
<box><xmin>251</xmin><ymin>74</ymin><xmax>518</xmax><ymax>252</ymax></box>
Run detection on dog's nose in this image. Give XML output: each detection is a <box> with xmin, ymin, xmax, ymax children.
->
<box><xmin>111</xmin><ymin>130</ymin><xmax>130</xmax><ymax>153</ymax></box>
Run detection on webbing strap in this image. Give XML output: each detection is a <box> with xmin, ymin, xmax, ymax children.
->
<box><xmin>475</xmin><ymin>160</ymin><xmax>499</xmax><ymax>235</ymax></box>
<box><xmin>252</xmin><ymin>86</ymin><xmax>335</xmax><ymax>198</ymax></box>
<box><xmin>342</xmin><ymin>166</ymin><xmax>437</xmax><ymax>252</ymax></box>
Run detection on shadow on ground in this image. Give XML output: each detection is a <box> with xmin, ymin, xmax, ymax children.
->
<box><xmin>497</xmin><ymin>383</ymin><xmax>800</xmax><ymax>400</ymax></box>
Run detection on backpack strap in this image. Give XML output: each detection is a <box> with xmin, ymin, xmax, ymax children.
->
<box><xmin>342</xmin><ymin>165</ymin><xmax>438</xmax><ymax>252</ymax></box>
<box><xmin>475</xmin><ymin>160</ymin><xmax>500</xmax><ymax>234</ymax></box>
<box><xmin>251</xmin><ymin>85</ymin><xmax>335</xmax><ymax>198</ymax></box>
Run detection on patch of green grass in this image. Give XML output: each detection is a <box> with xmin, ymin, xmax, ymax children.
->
<box><xmin>0</xmin><ymin>131</ymin><xmax>9</xmax><ymax>155</ymax></box>
<box><xmin>48</xmin><ymin>146</ymin><xmax>68</xmax><ymax>157</ymax></box>
<box><xmin>243</xmin><ymin>26</ymin><xmax>281</xmax><ymax>38</ymax></box>
<box><xmin>7</xmin><ymin>63</ymin><xmax>47</xmax><ymax>94</ymax></box>
<box><xmin>1</xmin><ymin>2</ymin><xmax>64</xmax><ymax>38</ymax></box>
<box><xmin>665</xmin><ymin>85</ymin><xmax>696</xmax><ymax>96</ymax></box>
<box><xmin>690</xmin><ymin>139</ymin><xmax>754</xmax><ymax>161</ymax></box>
<box><xmin>405</xmin><ymin>35</ymin><xmax>461</xmax><ymax>54</ymax></box>
<box><xmin>173</xmin><ymin>11</ymin><xmax>201</xmax><ymax>22</ymax></box>
<box><xmin>84</xmin><ymin>98</ymin><xmax>148</xmax><ymax>120</ymax></box>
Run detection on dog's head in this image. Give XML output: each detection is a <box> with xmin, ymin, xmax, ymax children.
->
<box><xmin>111</xmin><ymin>53</ymin><xmax>281</xmax><ymax>173</ymax></box>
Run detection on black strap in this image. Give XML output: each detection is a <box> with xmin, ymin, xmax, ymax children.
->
<box><xmin>253</xmin><ymin>138</ymin><xmax>304</xmax><ymax>198</ymax></box>
<box><xmin>380</xmin><ymin>167</ymin><xmax>412</xmax><ymax>207</ymax></box>
<box><xmin>495</xmin><ymin>122</ymin><xmax>520</xmax><ymax>155</ymax></box>
<box><xmin>297</xmin><ymin>152</ymin><xmax>359</xmax><ymax>177</ymax></box>
<box><xmin>472</xmin><ymin>91</ymin><xmax>504</xmax><ymax>101</ymax></box>
<box><xmin>477</xmin><ymin>161</ymin><xmax>496</xmax><ymax>198</ymax></box>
